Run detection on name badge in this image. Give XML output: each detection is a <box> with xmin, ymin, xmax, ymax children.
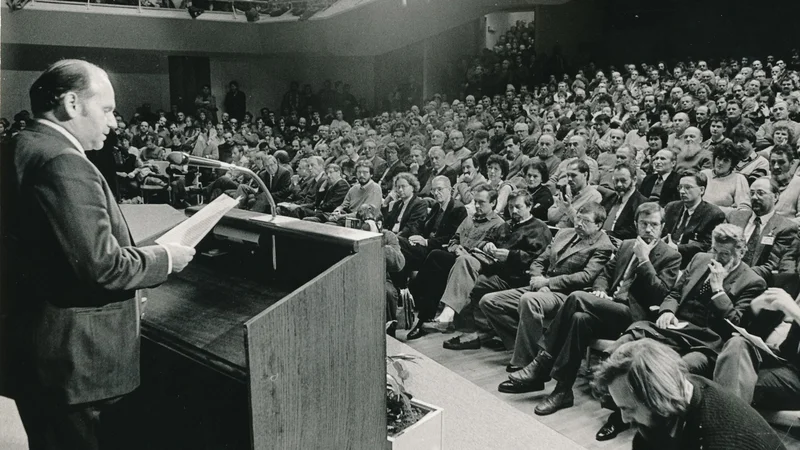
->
<box><xmin>761</xmin><ymin>235</ymin><xmax>775</xmax><ymax>246</ymax></box>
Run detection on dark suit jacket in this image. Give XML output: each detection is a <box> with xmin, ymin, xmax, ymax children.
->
<box><xmin>529</xmin><ymin>228</ymin><xmax>615</xmax><ymax>293</ymax></box>
<box><xmin>422</xmin><ymin>198</ymin><xmax>467</xmax><ymax>249</ymax></box>
<box><xmin>639</xmin><ymin>171</ymin><xmax>680</xmax><ymax>207</ymax></box>
<box><xmin>593</xmin><ymin>239</ymin><xmax>682</xmax><ymax>321</ymax></box>
<box><xmin>497</xmin><ymin>217</ymin><xmax>552</xmax><ymax>284</ymax></box>
<box><xmin>383</xmin><ymin>195</ymin><xmax>429</xmax><ymax>238</ymax></box>
<box><xmin>602</xmin><ymin>190</ymin><xmax>648</xmax><ymax>241</ymax></box>
<box><xmin>660</xmin><ymin>253</ymin><xmax>766</xmax><ymax>331</ymax></box>
<box><xmin>262</xmin><ymin>165</ymin><xmax>293</xmax><ymax>202</ymax></box>
<box><xmin>379</xmin><ymin>160</ymin><xmax>408</xmax><ymax>193</ymax></box>
<box><xmin>315</xmin><ymin>178</ymin><xmax>350</xmax><ymax>212</ymax></box>
<box><xmin>369</xmin><ymin>156</ymin><xmax>389</xmax><ymax>182</ymax></box>
<box><xmin>728</xmin><ymin>209</ymin><xmax>798</xmax><ymax>280</ymax></box>
<box><xmin>663</xmin><ymin>200</ymin><xmax>726</xmax><ymax>268</ymax></box>
<box><xmin>1</xmin><ymin>122</ymin><xmax>170</xmax><ymax>404</ymax></box>
<box><xmin>418</xmin><ymin>166</ymin><xmax>458</xmax><ymax>197</ymax></box>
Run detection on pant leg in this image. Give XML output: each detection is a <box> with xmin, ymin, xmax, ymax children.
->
<box><xmin>439</xmin><ymin>254</ymin><xmax>483</xmax><ymax>313</ymax></box>
<box><xmin>16</xmin><ymin>396</ymin><xmax>123</xmax><ymax>450</ymax></box>
<box><xmin>511</xmin><ymin>291</ymin><xmax>567</xmax><ymax>367</ymax></box>
<box><xmin>470</xmin><ymin>275</ymin><xmax>513</xmax><ymax>333</ymax></box>
<box><xmin>409</xmin><ymin>250</ymin><xmax>457</xmax><ymax>321</ymax></box>
<box><xmin>478</xmin><ymin>287</ymin><xmax>529</xmax><ymax>350</ymax></box>
<box><xmin>713</xmin><ymin>336</ymin><xmax>761</xmax><ymax>404</ymax></box>
<box><xmin>386</xmin><ymin>279</ymin><xmax>399</xmax><ymax>322</ymax></box>
<box><xmin>682</xmin><ymin>351</ymin><xmax>712</xmax><ymax>377</ymax></box>
<box><xmin>753</xmin><ymin>365</ymin><xmax>800</xmax><ymax>410</ymax></box>
<box><xmin>549</xmin><ymin>292</ymin><xmax>633</xmax><ymax>386</ymax></box>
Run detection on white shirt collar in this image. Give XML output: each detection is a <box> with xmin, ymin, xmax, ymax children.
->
<box><xmin>36</xmin><ymin>118</ymin><xmax>86</xmax><ymax>156</ymax></box>
<box><xmin>752</xmin><ymin>210</ymin><xmax>775</xmax><ymax>226</ymax></box>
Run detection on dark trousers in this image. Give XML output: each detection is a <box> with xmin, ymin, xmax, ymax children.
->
<box><xmin>16</xmin><ymin>395</ymin><xmax>125</xmax><ymax>450</ymax></box>
<box><xmin>469</xmin><ymin>274</ymin><xmax>519</xmax><ymax>332</ymax></box>
<box><xmin>544</xmin><ymin>291</ymin><xmax>632</xmax><ymax>387</ymax></box>
<box><xmin>408</xmin><ymin>249</ymin><xmax>457</xmax><ymax>321</ymax></box>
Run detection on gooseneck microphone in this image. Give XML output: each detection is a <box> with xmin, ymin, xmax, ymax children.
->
<box><xmin>167</xmin><ymin>152</ymin><xmax>277</xmax><ymax>218</ymax></box>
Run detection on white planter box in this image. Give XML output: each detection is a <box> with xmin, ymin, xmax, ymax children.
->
<box><xmin>387</xmin><ymin>399</ymin><xmax>443</xmax><ymax>450</ymax></box>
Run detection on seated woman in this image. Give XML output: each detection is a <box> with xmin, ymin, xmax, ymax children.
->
<box><xmin>485</xmin><ymin>154</ymin><xmax>516</xmax><ymax>218</ymax></box>
<box><xmin>521</xmin><ymin>160</ymin><xmax>554</xmax><ymax>222</ymax></box>
<box><xmin>700</xmin><ymin>141</ymin><xmax>751</xmax><ymax>215</ymax></box>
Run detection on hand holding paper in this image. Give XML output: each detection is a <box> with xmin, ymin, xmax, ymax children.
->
<box><xmin>156</xmin><ymin>194</ymin><xmax>240</xmax><ymax>248</ymax></box>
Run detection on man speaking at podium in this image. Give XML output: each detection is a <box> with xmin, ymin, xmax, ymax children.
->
<box><xmin>0</xmin><ymin>60</ymin><xmax>195</xmax><ymax>449</ymax></box>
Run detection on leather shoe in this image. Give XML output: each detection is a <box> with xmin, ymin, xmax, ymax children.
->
<box><xmin>508</xmin><ymin>354</ymin><xmax>553</xmax><ymax>384</ymax></box>
<box><xmin>498</xmin><ymin>378</ymin><xmax>545</xmax><ymax>394</ymax></box>
<box><xmin>420</xmin><ymin>321</ymin><xmax>455</xmax><ymax>333</ymax></box>
<box><xmin>405</xmin><ymin>326</ymin><xmax>429</xmax><ymax>341</ymax></box>
<box><xmin>596</xmin><ymin>411</ymin><xmax>630</xmax><ymax>441</ymax></box>
<box><xmin>443</xmin><ymin>335</ymin><xmax>481</xmax><ymax>350</ymax></box>
<box><xmin>506</xmin><ymin>364</ymin><xmax>523</xmax><ymax>373</ymax></box>
<box><xmin>534</xmin><ymin>387</ymin><xmax>574</xmax><ymax>416</ymax></box>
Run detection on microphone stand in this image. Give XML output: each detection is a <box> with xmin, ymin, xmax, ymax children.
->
<box><xmin>231</xmin><ymin>166</ymin><xmax>278</xmax><ymax>219</ymax></box>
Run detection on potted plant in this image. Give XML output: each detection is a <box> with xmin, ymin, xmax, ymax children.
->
<box><xmin>386</xmin><ymin>354</ymin><xmax>443</xmax><ymax>450</ymax></box>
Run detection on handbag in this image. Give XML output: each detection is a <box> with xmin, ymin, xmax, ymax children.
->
<box><xmin>396</xmin><ymin>289</ymin><xmax>417</xmax><ymax>331</ymax></box>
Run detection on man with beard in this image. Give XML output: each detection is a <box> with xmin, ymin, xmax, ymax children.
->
<box><xmin>640</xmin><ymin>149</ymin><xmax>680</xmax><ymax>207</ymax></box>
<box><xmin>772</xmin><ymin>145</ymin><xmax>800</xmax><ymax>222</ymax></box>
<box><xmin>727</xmin><ymin>177</ymin><xmax>797</xmax><ymax>281</ymax></box>
<box><xmin>418</xmin><ymin>191</ymin><xmax>552</xmax><ymax>342</ymax></box>
<box><xmin>594</xmin><ymin>339</ymin><xmax>783</xmax><ymax>450</ymax></box>
<box><xmin>675</xmin><ymin>135</ymin><xmax>713</xmax><ymax>175</ymax></box>
<box><xmin>406</xmin><ymin>184</ymin><xmax>505</xmax><ymax>338</ymax></box>
<box><xmin>548</xmin><ymin>160</ymin><xmax>602</xmax><ymax>228</ymax></box>
<box><xmin>482</xmin><ymin>202</ymin><xmax>614</xmax><ymax>371</ymax></box>
<box><xmin>327</xmin><ymin>161</ymin><xmax>383</xmax><ymax>224</ymax></box>
<box><xmin>595</xmin><ymin>224</ymin><xmax>768</xmax><ymax>443</ymax></box>
<box><xmin>602</xmin><ymin>163</ymin><xmax>648</xmax><ymax>243</ymax></box>
<box><xmin>504</xmin><ymin>203</ymin><xmax>680</xmax><ymax>422</ymax></box>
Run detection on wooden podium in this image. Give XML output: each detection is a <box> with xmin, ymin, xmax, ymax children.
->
<box><xmin>122</xmin><ymin>206</ymin><xmax>387</xmax><ymax>449</ymax></box>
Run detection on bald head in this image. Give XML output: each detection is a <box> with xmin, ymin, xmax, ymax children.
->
<box><xmin>30</xmin><ymin>59</ymin><xmax>108</xmax><ymax>116</ymax></box>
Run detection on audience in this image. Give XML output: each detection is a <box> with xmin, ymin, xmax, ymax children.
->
<box><xmin>57</xmin><ymin>42</ymin><xmax>800</xmax><ymax>446</ymax></box>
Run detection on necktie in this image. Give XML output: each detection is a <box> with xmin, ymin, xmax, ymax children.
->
<box><xmin>673</xmin><ymin>209</ymin><xmax>690</xmax><ymax>242</ymax></box>
<box><xmin>649</xmin><ymin>176</ymin><xmax>664</xmax><ymax>202</ymax></box>
<box><xmin>745</xmin><ymin>216</ymin><xmax>762</xmax><ymax>264</ymax></box>
<box><xmin>604</xmin><ymin>196</ymin><xmax>623</xmax><ymax>231</ymax></box>
<box><xmin>614</xmin><ymin>255</ymin><xmax>639</xmax><ymax>302</ymax></box>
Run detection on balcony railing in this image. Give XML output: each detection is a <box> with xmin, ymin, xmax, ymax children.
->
<box><xmin>7</xmin><ymin>0</ymin><xmax>337</xmax><ymax>21</ymax></box>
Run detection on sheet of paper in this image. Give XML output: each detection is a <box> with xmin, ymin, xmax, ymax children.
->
<box><xmin>667</xmin><ymin>321</ymin><xmax>689</xmax><ymax>330</ymax></box>
<box><xmin>726</xmin><ymin>319</ymin><xmax>787</xmax><ymax>362</ymax></box>
<box><xmin>155</xmin><ymin>194</ymin><xmax>239</xmax><ymax>247</ymax></box>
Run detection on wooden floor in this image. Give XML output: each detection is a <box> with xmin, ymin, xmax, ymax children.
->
<box><xmin>402</xmin><ymin>328</ymin><xmax>800</xmax><ymax>450</ymax></box>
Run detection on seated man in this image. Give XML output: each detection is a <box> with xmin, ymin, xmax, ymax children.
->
<box><xmin>663</xmin><ymin>171</ymin><xmax>726</xmax><ymax>268</ymax></box>
<box><xmin>418</xmin><ymin>146</ymin><xmax>458</xmax><ymax>197</ymax></box>
<box><xmin>498</xmin><ymin>203</ymin><xmax>681</xmax><ymax>418</ymax></box>
<box><xmin>547</xmin><ymin>159</ymin><xmax>603</xmax><ymax>228</ymax></box>
<box><xmin>480</xmin><ymin>202</ymin><xmax>615</xmax><ymax>370</ymax></box>
<box><xmin>284</xmin><ymin>158</ymin><xmax>315</xmax><ymax>204</ymax></box>
<box><xmin>715</xmin><ymin>287</ymin><xmax>800</xmax><ymax>411</ymax></box>
<box><xmin>354</xmin><ymin>205</ymin><xmax>405</xmax><ymax>325</ymax></box>
<box><xmin>398</xmin><ymin>175</ymin><xmax>467</xmax><ymax>275</ymax></box>
<box><xmin>727</xmin><ymin>177</ymin><xmax>797</xmax><ymax>282</ymax></box>
<box><xmin>377</xmin><ymin>143</ymin><xmax>408</xmax><ymax>193</ymax></box>
<box><xmin>597</xmin><ymin>223</ymin><xmax>767</xmax><ymax>440</ymax></box>
<box><xmin>417</xmin><ymin>191</ymin><xmax>552</xmax><ymax>341</ymax></box>
<box><xmin>452</xmin><ymin>156</ymin><xmax>487</xmax><ymax>212</ymax></box>
<box><xmin>639</xmin><ymin>149</ymin><xmax>680</xmax><ymax>207</ymax></box>
<box><xmin>601</xmin><ymin>162</ymin><xmax>648</xmax><ymax>243</ymax></box>
<box><xmin>382</xmin><ymin>172</ymin><xmax>429</xmax><ymax>238</ymax></box>
<box><xmin>406</xmin><ymin>183</ymin><xmax>506</xmax><ymax>338</ymax></box>
<box><xmin>594</xmin><ymin>339</ymin><xmax>784</xmax><ymax>450</ymax></box>
<box><xmin>327</xmin><ymin>161</ymin><xmax>383</xmax><ymax>225</ymax></box>
<box><xmin>293</xmin><ymin>163</ymin><xmax>350</xmax><ymax>221</ymax></box>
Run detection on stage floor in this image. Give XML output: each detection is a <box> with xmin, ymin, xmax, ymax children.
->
<box><xmin>402</xmin><ymin>328</ymin><xmax>800</xmax><ymax>450</ymax></box>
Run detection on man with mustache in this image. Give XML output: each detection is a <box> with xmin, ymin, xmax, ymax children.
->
<box><xmin>727</xmin><ymin>177</ymin><xmax>797</xmax><ymax>281</ymax></box>
<box><xmin>503</xmin><ymin>203</ymin><xmax>680</xmax><ymax>423</ymax></box>
<box><xmin>601</xmin><ymin>162</ymin><xmax>648</xmax><ymax>243</ymax></box>
<box><xmin>594</xmin><ymin>339</ymin><xmax>783</xmax><ymax>450</ymax></box>
<box><xmin>548</xmin><ymin>159</ymin><xmax>602</xmax><ymax>228</ymax></box>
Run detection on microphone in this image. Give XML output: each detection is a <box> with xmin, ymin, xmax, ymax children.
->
<box><xmin>166</xmin><ymin>152</ymin><xmax>277</xmax><ymax>219</ymax></box>
<box><xmin>166</xmin><ymin>152</ymin><xmax>236</xmax><ymax>170</ymax></box>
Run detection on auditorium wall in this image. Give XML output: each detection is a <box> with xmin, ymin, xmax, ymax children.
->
<box><xmin>1</xmin><ymin>44</ymin><xmax>171</xmax><ymax>120</ymax></box>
